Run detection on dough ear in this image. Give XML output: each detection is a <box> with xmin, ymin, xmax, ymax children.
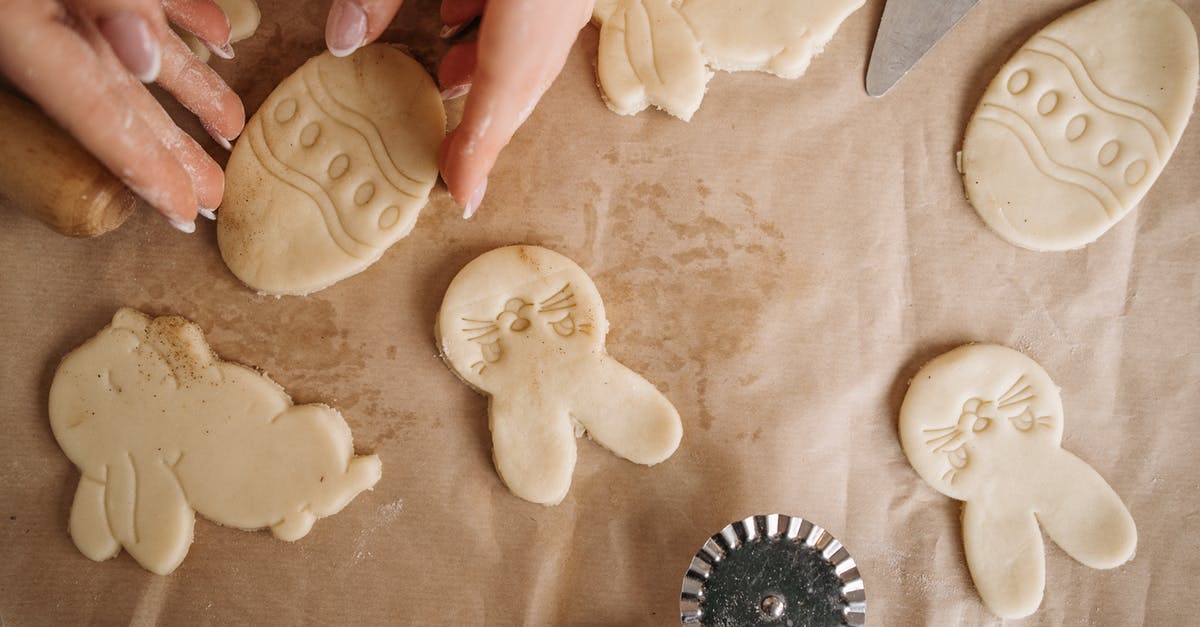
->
<box><xmin>104</xmin><ymin>453</ymin><xmax>195</xmax><ymax>575</ymax></box>
<box><xmin>69</xmin><ymin>476</ymin><xmax>120</xmax><ymax>562</ymax></box>
<box><xmin>489</xmin><ymin>396</ymin><xmax>577</xmax><ymax>506</ymax></box>
<box><xmin>570</xmin><ymin>358</ymin><xmax>682</xmax><ymax>465</ymax></box>
<box><xmin>962</xmin><ymin>500</ymin><xmax>1045</xmax><ymax>619</ymax></box>
<box><xmin>1035</xmin><ymin>450</ymin><xmax>1136</xmax><ymax>569</ymax></box>
<box><xmin>596</xmin><ymin>0</ymin><xmax>708</xmax><ymax>120</ymax></box>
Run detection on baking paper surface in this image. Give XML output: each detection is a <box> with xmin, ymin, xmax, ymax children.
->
<box><xmin>2</xmin><ymin>0</ymin><xmax>1198</xmax><ymax>623</ymax></box>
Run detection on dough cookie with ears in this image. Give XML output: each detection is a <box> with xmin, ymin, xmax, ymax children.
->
<box><xmin>899</xmin><ymin>344</ymin><xmax>1136</xmax><ymax>619</ymax></box>
<box><xmin>436</xmin><ymin>246</ymin><xmax>683</xmax><ymax>505</ymax></box>
<box><xmin>49</xmin><ymin>308</ymin><xmax>382</xmax><ymax>575</ymax></box>
<box><xmin>591</xmin><ymin>0</ymin><xmax>866</xmax><ymax>120</ymax></box>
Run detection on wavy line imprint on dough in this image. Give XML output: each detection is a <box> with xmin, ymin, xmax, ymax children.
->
<box><xmin>1027</xmin><ymin>36</ymin><xmax>1170</xmax><ymax>154</ymax></box>
<box><xmin>300</xmin><ymin>65</ymin><xmax>428</xmax><ymax>196</ymax></box>
<box><xmin>246</xmin><ymin>127</ymin><xmax>374</xmax><ymax>259</ymax></box>
<box><xmin>977</xmin><ymin>104</ymin><xmax>1121</xmax><ymax>216</ymax></box>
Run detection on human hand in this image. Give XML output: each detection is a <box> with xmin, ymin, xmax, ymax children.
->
<box><xmin>325</xmin><ymin>0</ymin><xmax>593</xmax><ymax>218</ymax></box>
<box><xmin>0</xmin><ymin>0</ymin><xmax>246</xmax><ymax>232</ymax></box>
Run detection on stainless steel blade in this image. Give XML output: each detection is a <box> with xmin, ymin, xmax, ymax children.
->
<box><xmin>866</xmin><ymin>0</ymin><xmax>982</xmax><ymax>97</ymax></box>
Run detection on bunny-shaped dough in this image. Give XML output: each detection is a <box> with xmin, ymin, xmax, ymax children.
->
<box><xmin>49</xmin><ymin>308</ymin><xmax>381</xmax><ymax>575</ymax></box>
<box><xmin>592</xmin><ymin>0</ymin><xmax>866</xmax><ymax>120</ymax></box>
<box><xmin>436</xmin><ymin>246</ymin><xmax>682</xmax><ymax>505</ymax></box>
<box><xmin>899</xmin><ymin>344</ymin><xmax>1136</xmax><ymax>618</ymax></box>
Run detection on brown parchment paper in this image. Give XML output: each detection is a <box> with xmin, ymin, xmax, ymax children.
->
<box><xmin>2</xmin><ymin>0</ymin><xmax>1198</xmax><ymax>624</ymax></box>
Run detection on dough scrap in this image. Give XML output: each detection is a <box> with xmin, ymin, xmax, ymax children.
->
<box><xmin>436</xmin><ymin>246</ymin><xmax>683</xmax><ymax>505</ymax></box>
<box><xmin>592</xmin><ymin>0</ymin><xmax>866</xmax><ymax>120</ymax></box>
<box><xmin>960</xmin><ymin>0</ymin><xmax>1198</xmax><ymax>251</ymax></box>
<box><xmin>48</xmin><ymin>308</ymin><xmax>382</xmax><ymax>575</ymax></box>
<box><xmin>898</xmin><ymin>344</ymin><xmax>1136</xmax><ymax>619</ymax></box>
<box><xmin>174</xmin><ymin>0</ymin><xmax>261</xmax><ymax>63</ymax></box>
<box><xmin>218</xmin><ymin>45</ymin><xmax>445</xmax><ymax>295</ymax></box>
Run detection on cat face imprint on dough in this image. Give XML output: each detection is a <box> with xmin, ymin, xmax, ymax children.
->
<box><xmin>49</xmin><ymin>308</ymin><xmax>381</xmax><ymax>575</ymax></box>
<box><xmin>592</xmin><ymin>0</ymin><xmax>866</xmax><ymax>120</ymax></box>
<box><xmin>217</xmin><ymin>45</ymin><xmax>445</xmax><ymax>295</ymax></box>
<box><xmin>961</xmin><ymin>0</ymin><xmax>1198</xmax><ymax>251</ymax></box>
<box><xmin>899</xmin><ymin>345</ymin><xmax>1136</xmax><ymax>619</ymax></box>
<box><xmin>437</xmin><ymin>246</ymin><xmax>683</xmax><ymax>505</ymax></box>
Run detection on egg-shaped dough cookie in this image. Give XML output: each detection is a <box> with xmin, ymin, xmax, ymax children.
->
<box><xmin>436</xmin><ymin>246</ymin><xmax>683</xmax><ymax>505</ymax></box>
<box><xmin>218</xmin><ymin>45</ymin><xmax>445</xmax><ymax>295</ymax></box>
<box><xmin>961</xmin><ymin>0</ymin><xmax>1198</xmax><ymax>251</ymax></box>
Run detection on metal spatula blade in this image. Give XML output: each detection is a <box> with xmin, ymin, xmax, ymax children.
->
<box><xmin>866</xmin><ymin>0</ymin><xmax>982</xmax><ymax>97</ymax></box>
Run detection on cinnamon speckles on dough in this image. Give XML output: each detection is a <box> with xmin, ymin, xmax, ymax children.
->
<box><xmin>436</xmin><ymin>246</ymin><xmax>682</xmax><ymax>505</ymax></box>
<box><xmin>960</xmin><ymin>0</ymin><xmax>1198</xmax><ymax>251</ymax></box>
<box><xmin>49</xmin><ymin>308</ymin><xmax>382</xmax><ymax>575</ymax></box>
<box><xmin>217</xmin><ymin>45</ymin><xmax>445</xmax><ymax>295</ymax></box>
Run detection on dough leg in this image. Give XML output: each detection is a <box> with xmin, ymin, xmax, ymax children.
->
<box><xmin>69</xmin><ymin>475</ymin><xmax>120</xmax><ymax>562</ymax></box>
<box><xmin>962</xmin><ymin>500</ymin><xmax>1045</xmax><ymax>619</ymax></box>
<box><xmin>104</xmin><ymin>453</ymin><xmax>195</xmax><ymax>575</ymax></box>
<box><xmin>571</xmin><ymin>358</ymin><xmax>682</xmax><ymax>465</ymax></box>
<box><xmin>1035</xmin><ymin>451</ymin><xmax>1136</xmax><ymax>569</ymax></box>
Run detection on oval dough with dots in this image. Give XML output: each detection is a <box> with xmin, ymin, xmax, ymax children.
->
<box><xmin>436</xmin><ymin>246</ymin><xmax>683</xmax><ymax>505</ymax></box>
<box><xmin>899</xmin><ymin>344</ymin><xmax>1136</xmax><ymax>619</ymax></box>
<box><xmin>49</xmin><ymin>308</ymin><xmax>381</xmax><ymax>575</ymax></box>
<box><xmin>218</xmin><ymin>45</ymin><xmax>445</xmax><ymax>295</ymax></box>
<box><xmin>960</xmin><ymin>0</ymin><xmax>1198</xmax><ymax>251</ymax></box>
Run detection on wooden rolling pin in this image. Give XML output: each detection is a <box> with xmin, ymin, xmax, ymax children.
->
<box><xmin>0</xmin><ymin>89</ymin><xmax>137</xmax><ymax>237</ymax></box>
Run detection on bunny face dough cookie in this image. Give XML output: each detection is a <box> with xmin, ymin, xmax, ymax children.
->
<box><xmin>218</xmin><ymin>45</ymin><xmax>445</xmax><ymax>295</ymax></box>
<box><xmin>49</xmin><ymin>308</ymin><xmax>382</xmax><ymax>575</ymax></box>
<box><xmin>436</xmin><ymin>246</ymin><xmax>683</xmax><ymax>505</ymax></box>
<box><xmin>899</xmin><ymin>344</ymin><xmax>1136</xmax><ymax>619</ymax></box>
<box><xmin>592</xmin><ymin>0</ymin><xmax>865</xmax><ymax>120</ymax></box>
<box><xmin>960</xmin><ymin>0</ymin><xmax>1198</xmax><ymax>251</ymax></box>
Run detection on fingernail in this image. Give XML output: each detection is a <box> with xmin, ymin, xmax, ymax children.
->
<box><xmin>169</xmin><ymin>217</ymin><xmax>196</xmax><ymax>233</ymax></box>
<box><xmin>440</xmin><ymin>22</ymin><xmax>466</xmax><ymax>38</ymax></box>
<box><xmin>462</xmin><ymin>178</ymin><xmax>487</xmax><ymax>220</ymax></box>
<box><xmin>440</xmin><ymin>83</ymin><xmax>471</xmax><ymax>101</ymax></box>
<box><xmin>326</xmin><ymin>0</ymin><xmax>367</xmax><ymax>58</ymax></box>
<box><xmin>202</xmin><ymin>121</ymin><xmax>233</xmax><ymax>150</ymax></box>
<box><xmin>98</xmin><ymin>12</ymin><xmax>161</xmax><ymax>83</ymax></box>
<box><xmin>202</xmin><ymin>39</ymin><xmax>235</xmax><ymax>60</ymax></box>
<box><xmin>198</xmin><ymin>207</ymin><xmax>216</xmax><ymax>220</ymax></box>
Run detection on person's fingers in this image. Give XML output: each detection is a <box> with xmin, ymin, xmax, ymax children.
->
<box><xmin>157</xmin><ymin>28</ymin><xmax>245</xmax><ymax>147</ymax></box>
<box><xmin>0</xmin><ymin>7</ymin><xmax>198</xmax><ymax>227</ymax></box>
<box><xmin>437</xmin><ymin>40</ymin><xmax>476</xmax><ymax>99</ymax></box>
<box><xmin>440</xmin><ymin>0</ymin><xmax>592</xmax><ymax>216</ymax></box>
<box><xmin>162</xmin><ymin>0</ymin><xmax>234</xmax><ymax>58</ymax></box>
<box><xmin>71</xmin><ymin>0</ymin><xmax>171</xmax><ymax>82</ymax></box>
<box><xmin>440</xmin><ymin>0</ymin><xmax>484</xmax><ymax>36</ymax></box>
<box><xmin>326</xmin><ymin>0</ymin><xmax>405</xmax><ymax>57</ymax></box>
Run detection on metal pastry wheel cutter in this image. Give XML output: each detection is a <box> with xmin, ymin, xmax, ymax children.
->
<box><xmin>680</xmin><ymin>514</ymin><xmax>866</xmax><ymax>626</ymax></box>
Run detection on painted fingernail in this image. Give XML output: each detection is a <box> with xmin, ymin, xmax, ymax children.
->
<box><xmin>202</xmin><ymin>121</ymin><xmax>233</xmax><ymax>150</ymax></box>
<box><xmin>98</xmin><ymin>12</ymin><xmax>161</xmax><ymax>83</ymax></box>
<box><xmin>440</xmin><ymin>83</ymin><xmax>471</xmax><ymax>101</ymax></box>
<box><xmin>169</xmin><ymin>217</ymin><xmax>196</xmax><ymax>233</ymax></box>
<box><xmin>440</xmin><ymin>22</ymin><xmax>467</xmax><ymax>38</ymax></box>
<box><xmin>326</xmin><ymin>0</ymin><xmax>367</xmax><ymax>58</ymax></box>
<box><xmin>462</xmin><ymin>177</ymin><xmax>487</xmax><ymax>220</ymax></box>
<box><xmin>202</xmin><ymin>39</ymin><xmax>235</xmax><ymax>60</ymax></box>
<box><xmin>198</xmin><ymin>207</ymin><xmax>216</xmax><ymax>220</ymax></box>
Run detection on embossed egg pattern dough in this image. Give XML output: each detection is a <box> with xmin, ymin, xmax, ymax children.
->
<box><xmin>436</xmin><ymin>246</ymin><xmax>683</xmax><ymax>505</ymax></box>
<box><xmin>592</xmin><ymin>0</ymin><xmax>865</xmax><ymax>120</ymax></box>
<box><xmin>49</xmin><ymin>308</ymin><xmax>382</xmax><ymax>575</ymax></box>
<box><xmin>961</xmin><ymin>0</ymin><xmax>1198</xmax><ymax>251</ymax></box>
<box><xmin>218</xmin><ymin>45</ymin><xmax>445</xmax><ymax>295</ymax></box>
<box><xmin>898</xmin><ymin>344</ymin><xmax>1136</xmax><ymax>619</ymax></box>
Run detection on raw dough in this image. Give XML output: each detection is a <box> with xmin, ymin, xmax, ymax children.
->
<box><xmin>960</xmin><ymin>0</ymin><xmax>1198</xmax><ymax>251</ymax></box>
<box><xmin>436</xmin><ymin>246</ymin><xmax>683</xmax><ymax>505</ymax></box>
<box><xmin>175</xmin><ymin>0</ymin><xmax>261</xmax><ymax>63</ymax></box>
<box><xmin>898</xmin><ymin>344</ymin><xmax>1136</xmax><ymax>619</ymax></box>
<box><xmin>218</xmin><ymin>45</ymin><xmax>445</xmax><ymax>295</ymax></box>
<box><xmin>592</xmin><ymin>0</ymin><xmax>866</xmax><ymax>120</ymax></box>
<box><xmin>48</xmin><ymin>308</ymin><xmax>382</xmax><ymax>575</ymax></box>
